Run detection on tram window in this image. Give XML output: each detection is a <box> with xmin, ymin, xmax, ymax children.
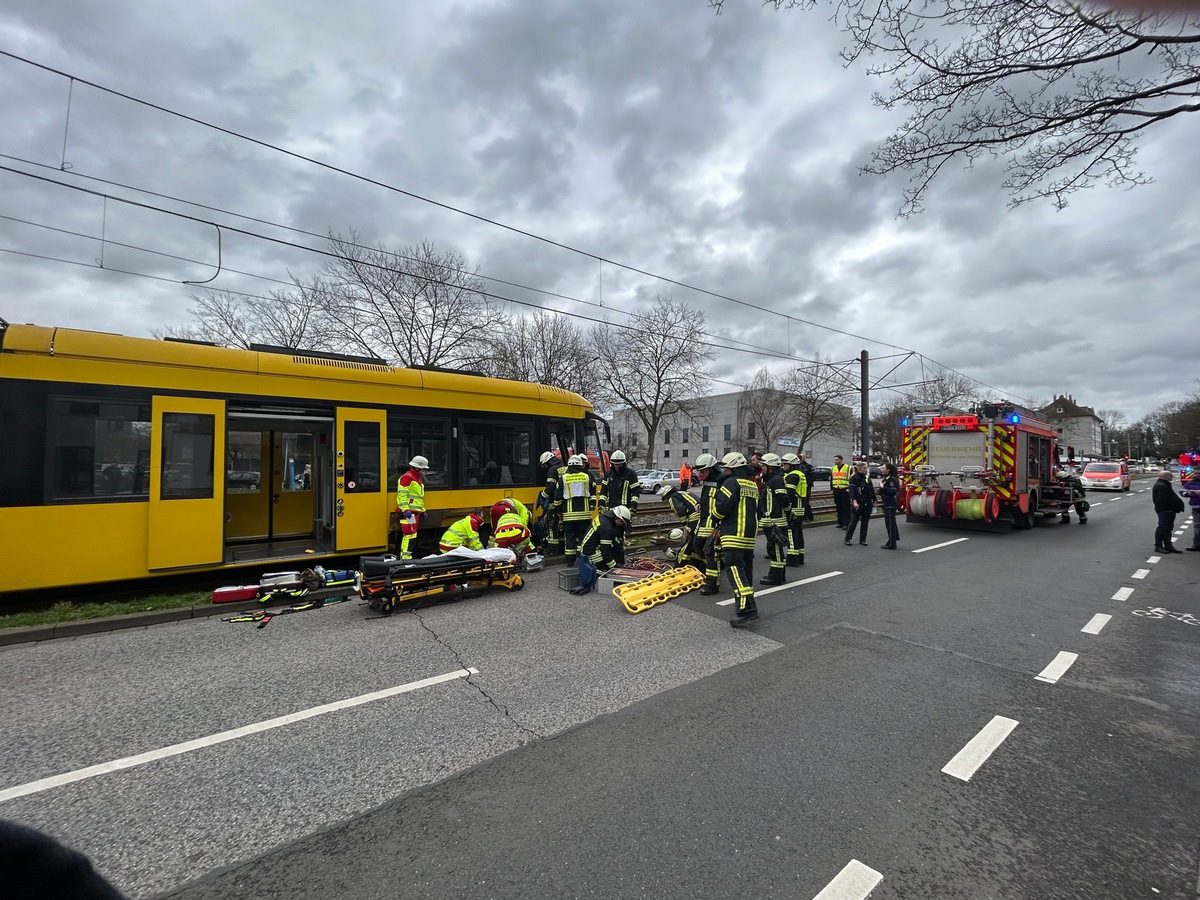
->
<box><xmin>460</xmin><ymin>420</ymin><xmax>536</xmax><ymax>486</ymax></box>
<box><xmin>48</xmin><ymin>399</ymin><xmax>151</xmax><ymax>500</ymax></box>
<box><xmin>344</xmin><ymin>421</ymin><xmax>381</xmax><ymax>493</ymax></box>
<box><xmin>161</xmin><ymin>413</ymin><xmax>216</xmax><ymax>500</ymax></box>
<box><xmin>387</xmin><ymin>416</ymin><xmax>449</xmax><ymax>489</ymax></box>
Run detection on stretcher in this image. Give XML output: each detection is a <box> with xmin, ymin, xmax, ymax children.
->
<box><xmin>358</xmin><ymin>547</ymin><xmax>524</xmax><ymax>614</ymax></box>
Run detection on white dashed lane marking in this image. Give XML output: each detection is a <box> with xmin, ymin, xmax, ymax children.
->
<box><xmin>715</xmin><ymin>570</ymin><xmax>843</xmax><ymax>606</ymax></box>
<box><xmin>1131</xmin><ymin>569</ymin><xmax>1150</xmax><ymax>580</ymax></box>
<box><xmin>1112</xmin><ymin>587</ymin><xmax>1134</xmax><ymax>602</ymax></box>
<box><xmin>911</xmin><ymin>537</ymin><xmax>970</xmax><ymax>554</ymax></box>
<box><xmin>1035</xmin><ymin>651</ymin><xmax>1079</xmax><ymax>684</ymax></box>
<box><xmin>1082</xmin><ymin>614</ymin><xmax>1112</xmax><ymax>635</ymax></box>
<box><xmin>1147</xmin><ymin>556</ymin><xmax>1161</xmax><ymax>564</ymax></box>
<box><xmin>811</xmin><ymin>859</ymin><xmax>884</xmax><ymax>900</ymax></box>
<box><xmin>942</xmin><ymin>716</ymin><xmax>1019</xmax><ymax>782</ymax></box>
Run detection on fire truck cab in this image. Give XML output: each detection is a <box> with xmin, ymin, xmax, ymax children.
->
<box><xmin>900</xmin><ymin>403</ymin><xmax>1085</xmax><ymax>531</ymax></box>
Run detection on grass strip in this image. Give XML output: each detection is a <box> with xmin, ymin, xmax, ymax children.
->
<box><xmin>0</xmin><ymin>592</ymin><xmax>209</xmax><ymax>630</ymax></box>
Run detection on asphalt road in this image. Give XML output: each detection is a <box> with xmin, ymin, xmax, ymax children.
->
<box><xmin>1</xmin><ymin>479</ymin><xmax>1197</xmax><ymax>899</ymax></box>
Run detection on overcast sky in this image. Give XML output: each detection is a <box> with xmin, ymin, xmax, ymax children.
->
<box><xmin>1</xmin><ymin>0</ymin><xmax>1196</xmax><ymax>424</ymax></box>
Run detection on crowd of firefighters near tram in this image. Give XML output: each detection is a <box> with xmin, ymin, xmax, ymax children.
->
<box><xmin>392</xmin><ymin>438</ymin><xmax>1200</xmax><ymax>626</ymax></box>
<box><xmin>394</xmin><ymin>449</ymin><xmax>905</xmax><ymax>627</ymax></box>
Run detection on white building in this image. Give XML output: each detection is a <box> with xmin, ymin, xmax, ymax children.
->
<box><xmin>609</xmin><ymin>389</ymin><xmax>854</xmax><ymax>470</ymax></box>
<box><xmin>1037</xmin><ymin>395</ymin><xmax>1104</xmax><ymax>458</ymax></box>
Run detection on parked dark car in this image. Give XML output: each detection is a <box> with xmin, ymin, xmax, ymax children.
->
<box><xmin>810</xmin><ymin>466</ymin><xmax>832</xmax><ymax>482</ymax></box>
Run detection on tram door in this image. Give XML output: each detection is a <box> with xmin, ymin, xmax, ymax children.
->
<box><xmin>225</xmin><ymin>429</ymin><xmax>317</xmax><ymax>542</ymax></box>
<box><xmin>335</xmin><ymin>407</ymin><xmax>387</xmax><ymax>552</ymax></box>
<box><xmin>148</xmin><ymin>396</ymin><xmax>226</xmax><ymax>570</ymax></box>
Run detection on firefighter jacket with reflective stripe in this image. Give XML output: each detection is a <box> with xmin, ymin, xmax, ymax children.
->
<box><xmin>580</xmin><ymin>512</ymin><xmax>623</xmax><ymax>572</ymax></box>
<box><xmin>555</xmin><ymin>469</ymin><xmax>595</xmax><ymax>521</ymax></box>
<box><xmin>783</xmin><ymin>468</ymin><xmax>808</xmax><ymax>515</ymax></box>
<box><xmin>600</xmin><ymin>466</ymin><xmax>641</xmax><ymax>513</ymax></box>
<box><xmin>696</xmin><ymin>472</ymin><xmax>722</xmax><ymax>537</ymax></box>
<box><xmin>396</xmin><ymin>469</ymin><xmax>426</xmax><ymax>514</ymax></box>
<box><xmin>539</xmin><ymin>463</ymin><xmax>562</xmax><ymax>504</ymax></box>
<box><xmin>439</xmin><ymin>516</ymin><xmax>482</xmax><ymax>551</ymax></box>
<box><xmin>713</xmin><ymin>469</ymin><xmax>760</xmax><ymax>550</ymax></box>
<box><xmin>831</xmin><ymin>464</ymin><xmax>852</xmax><ymax>489</ymax></box>
<box><xmin>492</xmin><ymin>511</ymin><xmax>531</xmax><ymax>549</ymax></box>
<box><xmin>758</xmin><ymin>470</ymin><xmax>789</xmax><ymax>527</ymax></box>
<box><xmin>666</xmin><ymin>489</ymin><xmax>700</xmax><ymax>527</ymax></box>
<box><xmin>506</xmin><ymin>497</ymin><xmax>532</xmax><ymax>528</ymax></box>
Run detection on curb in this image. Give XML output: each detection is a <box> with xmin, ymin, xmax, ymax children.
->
<box><xmin>0</xmin><ymin>600</ymin><xmax>265</xmax><ymax>648</ymax></box>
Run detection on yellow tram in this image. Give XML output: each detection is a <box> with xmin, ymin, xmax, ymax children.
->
<box><xmin>0</xmin><ymin>318</ymin><xmax>605</xmax><ymax>595</ymax></box>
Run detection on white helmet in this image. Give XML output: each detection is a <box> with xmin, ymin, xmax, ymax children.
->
<box><xmin>781</xmin><ymin>453</ymin><xmax>800</xmax><ymax>465</ymax></box>
<box><xmin>668</xmin><ymin>528</ymin><xmax>685</xmax><ymax>541</ymax></box>
<box><xmin>408</xmin><ymin>455</ymin><xmax>430</xmax><ymax>470</ymax></box>
<box><xmin>539</xmin><ymin>451</ymin><xmax>556</xmax><ymax>466</ymax></box>
<box><xmin>694</xmin><ymin>453</ymin><xmax>718</xmax><ymax>469</ymax></box>
<box><xmin>610</xmin><ymin>450</ymin><xmax>627</xmax><ymax>463</ymax></box>
<box><xmin>657</xmin><ymin>483</ymin><xmax>676</xmax><ymax>496</ymax></box>
<box><xmin>611</xmin><ymin>505</ymin><xmax>633</xmax><ymax>524</ymax></box>
<box><xmin>568</xmin><ymin>454</ymin><xmax>585</xmax><ymax>467</ymax></box>
<box><xmin>722</xmin><ymin>451</ymin><xmax>747</xmax><ymax>468</ymax></box>
<box><xmin>761</xmin><ymin>452</ymin><xmax>782</xmax><ymax>467</ymax></box>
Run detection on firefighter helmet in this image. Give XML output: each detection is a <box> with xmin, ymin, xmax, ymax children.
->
<box><xmin>539</xmin><ymin>451</ymin><xmax>556</xmax><ymax>466</ymax></box>
<box><xmin>668</xmin><ymin>528</ymin><xmax>685</xmax><ymax>541</ymax></box>
<box><xmin>761</xmin><ymin>452</ymin><xmax>782</xmax><ymax>467</ymax></box>
<box><xmin>611</xmin><ymin>505</ymin><xmax>633</xmax><ymax>524</ymax></box>
<box><xmin>781</xmin><ymin>453</ymin><xmax>800</xmax><ymax>465</ymax></box>
<box><xmin>568</xmin><ymin>454</ymin><xmax>585</xmax><ymax>467</ymax></box>
<box><xmin>657</xmin><ymin>483</ymin><xmax>676</xmax><ymax>497</ymax></box>
<box><xmin>694</xmin><ymin>453</ymin><xmax>718</xmax><ymax>469</ymax></box>
<box><xmin>610</xmin><ymin>450</ymin><xmax>627</xmax><ymax>463</ymax></box>
<box><xmin>721</xmin><ymin>452</ymin><xmax>747</xmax><ymax>468</ymax></box>
<box><xmin>408</xmin><ymin>455</ymin><xmax>429</xmax><ymax>470</ymax></box>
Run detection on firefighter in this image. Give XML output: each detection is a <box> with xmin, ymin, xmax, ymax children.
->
<box><xmin>712</xmin><ymin>451</ymin><xmax>760</xmax><ymax>627</ymax></box>
<box><xmin>438</xmin><ymin>513</ymin><xmax>484</xmax><ymax>552</ymax></box>
<box><xmin>831</xmin><ymin>455</ymin><xmax>852</xmax><ymax>529</ymax></box>
<box><xmin>780</xmin><ymin>452</ymin><xmax>807</xmax><ymax>566</ymax></box>
<box><xmin>692</xmin><ymin>453</ymin><xmax>724</xmax><ymax>595</ymax></box>
<box><xmin>599</xmin><ymin>450</ymin><xmax>641</xmax><ymax>517</ymax></box>
<box><xmin>537</xmin><ymin>450</ymin><xmax>563</xmax><ymax>556</ymax></box>
<box><xmin>1056</xmin><ymin>468</ymin><xmax>1089</xmax><ymax>524</ymax></box>
<box><xmin>569</xmin><ymin>505</ymin><xmax>633</xmax><ymax>594</ymax></box>
<box><xmin>395</xmin><ymin>455</ymin><xmax>429</xmax><ymax>559</ymax></box>
<box><xmin>554</xmin><ymin>454</ymin><xmax>596</xmax><ymax>566</ymax></box>
<box><xmin>490</xmin><ymin>500</ymin><xmax>533</xmax><ymax>556</ymax></box>
<box><xmin>758</xmin><ymin>453</ymin><xmax>790</xmax><ymax>585</ymax></box>
<box><xmin>799</xmin><ymin>456</ymin><xmax>816</xmax><ymax>521</ymax></box>
<box><xmin>657</xmin><ymin>483</ymin><xmax>701</xmax><ymax>567</ymax></box>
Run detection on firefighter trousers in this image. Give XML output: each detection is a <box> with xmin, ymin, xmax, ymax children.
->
<box><xmin>561</xmin><ymin>518</ymin><xmax>590</xmax><ymax>564</ymax></box>
<box><xmin>721</xmin><ymin>547</ymin><xmax>756</xmax><ymax>616</ymax></box>
<box><xmin>786</xmin><ymin>515</ymin><xmax>805</xmax><ymax>565</ymax></box>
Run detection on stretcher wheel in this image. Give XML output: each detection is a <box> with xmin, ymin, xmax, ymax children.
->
<box><xmin>511</xmin><ymin>576</ymin><xmax>524</xmax><ymax>590</ymax></box>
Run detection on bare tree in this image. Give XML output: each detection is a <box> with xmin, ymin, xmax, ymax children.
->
<box><xmin>321</xmin><ymin>232</ymin><xmax>501</xmax><ymax>368</ymax></box>
<box><xmin>736</xmin><ymin>368</ymin><xmax>794</xmax><ymax>451</ymax></box>
<box><xmin>479</xmin><ymin>311</ymin><xmax>609</xmax><ymax>407</ymax></box>
<box><xmin>870</xmin><ymin>395</ymin><xmax>914</xmax><ymax>463</ymax></box>
<box><xmin>712</xmin><ymin>0</ymin><xmax>1200</xmax><ymax>213</ymax></box>
<box><xmin>156</xmin><ymin>287</ymin><xmax>334</xmax><ymax>350</ymax></box>
<box><xmin>591</xmin><ymin>296</ymin><xmax>714</xmax><ymax>466</ymax></box>
<box><xmin>906</xmin><ymin>369</ymin><xmax>978</xmax><ymax>409</ymax></box>
<box><xmin>778</xmin><ymin>356</ymin><xmax>858</xmax><ymax>452</ymax></box>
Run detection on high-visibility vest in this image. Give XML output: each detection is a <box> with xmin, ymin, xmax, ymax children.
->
<box><xmin>557</xmin><ymin>470</ymin><xmax>594</xmax><ymax>521</ymax></box>
<box><xmin>439</xmin><ymin>516</ymin><xmax>482</xmax><ymax>551</ymax></box>
<box><xmin>397</xmin><ymin>470</ymin><xmax>426</xmax><ymax>513</ymax></box>
<box><xmin>492</xmin><ymin>512</ymin><xmax>531</xmax><ymax>549</ymax></box>
<box><xmin>831</xmin><ymin>464</ymin><xmax>852</xmax><ymax>489</ymax></box>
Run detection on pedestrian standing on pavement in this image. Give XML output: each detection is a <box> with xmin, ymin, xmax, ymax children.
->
<box><xmin>1153</xmin><ymin>468</ymin><xmax>1185</xmax><ymax>553</ymax></box>
<box><xmin>831</xmin><ymin>455</ymin><xmax>852</xmax><ymax>529</ymax></box>
<box><xmin>712</xmin><ymin>452</ymin><xmax>761</xmax><ymax>627</ymax></box>
<box><xmin>879</xmin><ymin>461</ymin><xmax>901</xmax><ymax>549</ymax></box>
<box><xmin>679</xmin><ymin>460</ymin><xmax>693</xmax><ymax>491</ymax></box>
<box><xmin>844</xmin><ymin>462</ymin><xmax>877</xmax><ymax>547</ymax></box>
<box><xmin>1181</xmin><ymin>455</ymin><xmax>1200</xmax><ymax>551</ymax></box>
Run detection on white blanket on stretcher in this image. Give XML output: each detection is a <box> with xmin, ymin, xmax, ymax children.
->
<box><xmin>427</xmin><ymin>547</ymin><xmax>517</xmax><ymax>564</ymax></box>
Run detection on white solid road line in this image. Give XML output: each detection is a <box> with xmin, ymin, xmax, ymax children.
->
<box><xmin>1035</xmin><ymin>651</ymin><xmax>1079</xmax><ymax>684</ymax></box>
<box><xmin>1112</xmin><ymin>587</ymin><xmax>1135</xmax><ymax>602</ymax></box>
<box><xmin>942</xmin><ymin>715</ymin><xmax>1019</xmax><ymax>782</ymax></box>
<box><xmin>1131</xmin><ymin>569</ymin><xmax>1150</xmax><ymax>580</ymax></box>
<box><xmin>911</xmin><ymin>537</ymin><xmax>970</xmax><ymax>554</ymax></box>
<box><xmin>811</xmin><ymin>859</ymin><xmax>884</xmax><ymax>900</ymax></box>
<box><xmin>716</xmin><ymin>570</ymin><xmax>844</xmax><ymax>606</ymax></box>
<box><xmin>0</xmin><ymin>667</ymin><xmax>480</xmax><ymax>804</ymax></box>
<box><xmin>1082</xmin><ymin>614</ymin><xmax>1112</xmax><ymax>635</ymax></box>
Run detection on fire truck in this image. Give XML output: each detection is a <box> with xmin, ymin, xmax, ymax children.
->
<box><xmin>899</xmin><ymin>402</ymin><xmax>1086</xmax><ymax>531</ymax></box>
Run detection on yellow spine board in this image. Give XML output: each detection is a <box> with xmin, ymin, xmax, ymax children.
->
<box><xmin>612</xmin><ymin>567</ymin><xmax>705</xmax><ymax>614</ymax></box>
